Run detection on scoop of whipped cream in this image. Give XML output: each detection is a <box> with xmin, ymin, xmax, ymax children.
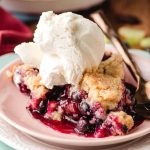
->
<box><xmin>15</xmin><ymin>11</ymin><xmax>105</xmax><ymax>89</ymax></box>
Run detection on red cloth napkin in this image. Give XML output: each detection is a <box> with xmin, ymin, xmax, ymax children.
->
<box><xmin>0</xmin><ymin>7</ymin><xmax>33</xmax><ymax>56</ymax></box>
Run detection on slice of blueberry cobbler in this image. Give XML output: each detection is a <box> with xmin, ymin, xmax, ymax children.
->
<box><xmin>10</xmin><ymin>53</ymin><xmax>144</xmax><ymax>138</ymax></box>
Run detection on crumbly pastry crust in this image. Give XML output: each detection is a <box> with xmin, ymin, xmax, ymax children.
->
<box><xmin>102</xmin><ymin>111</ymin><xmax>134</xmax><ymax>136</ymax></box>
<box><xmin>109</xmin><ymin>111</ymin><xmax>134</xmax><ymax>130</ymax></box>
<box><xmin>80</xmin><ymin>54</ymin><xmax>125</xmax><ymax>110</ymax></box>
<box><xmin>98</xmin><ymin>54</ymin><xmax>124</xmax><ymax>79</ymax></box>
<box><xmin>13</xmin><ymin>64</ymin><xmax>48</xmax><ymax>99</ymax></box>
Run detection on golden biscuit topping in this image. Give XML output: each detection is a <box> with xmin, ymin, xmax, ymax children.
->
<box><xmin>80</xmin><ymin>54</ymin><xmax>125</xmax><ymax>110</ymax></box>
<box><xmin>110</xmin><ymin>111</ymin><xmax>134</xmax><ymax>130</ymax></box>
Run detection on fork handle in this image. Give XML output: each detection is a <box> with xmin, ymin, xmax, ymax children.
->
<box><xmin>91</xmin><ymin>11</ymin><xmax>141</xmax><ymax>89</ymax></box>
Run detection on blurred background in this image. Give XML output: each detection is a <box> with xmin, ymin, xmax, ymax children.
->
<box><xmin>0</xmin><ymin>0</ymin><xmax>150</xmax><ymax>51</ymax></box>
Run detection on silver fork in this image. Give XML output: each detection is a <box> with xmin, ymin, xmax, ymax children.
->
<box><xmin>90</xmin><ymin>11</ymin><xmax>150</xmax><ymax>119</ymax></box>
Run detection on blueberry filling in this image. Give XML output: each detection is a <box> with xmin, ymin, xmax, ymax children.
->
<box><xmin>122</xmin><ymin>125</ymin><xmax>128</xmax><ymax>133</ymax></box>
<box><xmin>18</xmin><ymin>83</ymin><xmax>30</xmax><ymax>95</ymax></box>
<box><xmin>13</xmin><ymin>66</ymin><xmax>144</xmax><ymax>138</ymax></box>
<box><xmin>16</xmin><ymin>80</ymin><xmax>144</xmax><ymax>137</ymax></box>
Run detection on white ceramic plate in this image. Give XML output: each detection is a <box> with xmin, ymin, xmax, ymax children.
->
<box><xmin>1</xmin><ymin>0</ymin><xmax>104</xmax><ymax>14</ymax></box>
<box><xmin>0</xmin><ymin>48</ymin><xmax>150</xmax><ymax>147</ymax></box>
<box><xmin>0</xmin><ymin>52</ymin><xmax>150</xmax><ymax>150</ymax></box>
